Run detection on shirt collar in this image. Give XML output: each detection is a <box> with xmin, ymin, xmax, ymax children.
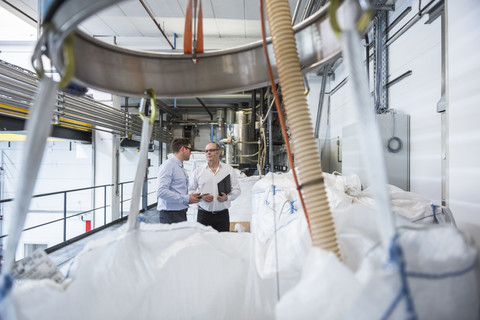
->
<box><xmin>204</xmin><ymin>162</ymin><xmax>222</xmax><ymax>169</ymax></box>
<box><xmin>172</xmin><ymin>156</ymin><xmax>183</xmax><ymax>167</ymax></box>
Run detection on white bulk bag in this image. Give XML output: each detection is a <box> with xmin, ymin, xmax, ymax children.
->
<box><xmin>3</xmin><ymin>222</ymin><xmax>279</xmax><ymax>320</ymax></box>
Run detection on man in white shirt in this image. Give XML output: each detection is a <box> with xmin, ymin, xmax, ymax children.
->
<box><xmin>189</xmin><ymin>142</ymin><xmax>241</xmax><ymax>231</ymax></box>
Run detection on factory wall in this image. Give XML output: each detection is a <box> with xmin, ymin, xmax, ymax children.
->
<box><xmin>447</xmin><ymin>0</ymin><xmax>480</xmax><ymax>246</ymax></box>
<box><xmin>93</xmin><ymin>130</ymin><xmax>116</xmax><ymax>225</ymax></box>
<box><xmin>0</xmin><ymin>132</ymin><xmax>160</xmax><ymax>260</ymax></box>
<box><xmin>0</xmin><ymin>43</ymin><xmax>35</xmax><ymax>72</ymax></box>
<box><xmin>388</xmin><ymin>0</ymin><xmax>442</xmax><ymax>203</ymax></box>
<box><xmin>0</xmin><ymin>140</ymin><xmax>93</xmax><ymax>259</ymax></box>
<box><xmin>307</xmin><ymin>0</ymin><xmax>480</xmax><ymax>247</ymax></box>
<box><xmin>119</xmin><ymin>143</ymin><xmax>160</xmax><ymax>213</ymax></box>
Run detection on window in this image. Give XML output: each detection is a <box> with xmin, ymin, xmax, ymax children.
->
<box><xmin>24</xmin><ymin>243</ymin><xmax>47</xmax><ymax>257</ymax></box>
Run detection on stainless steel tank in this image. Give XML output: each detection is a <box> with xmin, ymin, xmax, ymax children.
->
<box><xmin>231</xmin><ymin>110</ymin><xmax>256</xmax><ymax>165</ymax></box>
<box><xmin>216</xmin><ymin>108</ymin><xmax>225</xmax><ymax>142</ymax></box>
<box><xmin>226</xmin><ymin>109</ymin><xmax>235</xmax><ymax>124</ymax></box>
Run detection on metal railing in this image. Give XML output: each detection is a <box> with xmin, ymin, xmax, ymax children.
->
<box><xmin>0</xmin><ymin>177</ymin><xmax>157</xmax><ymax>249</ymax></box>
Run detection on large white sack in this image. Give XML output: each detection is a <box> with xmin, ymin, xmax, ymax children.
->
<box><xmin>229</xmin><ymin>176</ymin><xmax>261</xmax><ymax>222</ymax></box>
<box><xmin>323</xmin><ymin>171</ymin><xmax>434</xmax><ymax>223</ymax></box>
<box><xmin>276</xmin><ymin>211</ymin><xmax>480</xmax><ymax>319</ymax></box>
<box><xmin>354</xmin><ymin>185</ymin><xmax>434</xmax><ymax>223</ymax></box>
<box><xmin>323</xmin><ymin>172</ymin><xmax>363</xmax><ymax>197</ymax></box>
<box><xmin>276</xmin><ymin>247</ymin><xmax>362</xmax><ymax>320</ymax></box>
<box><xmin>333</xmin><ymin>204</ymin><xmax>383</xmax><ymax>271</ymax></box>
<box><xmin>250</xmin><ymin>172</ymin><xmax>312</xmax><ymax>294</ymax></box>
<box><xmin>4</xmin><ymin>222</ymin><xmax>278</xmax><ymax>320</ymax></box>
<box><xmin>347</xmin><ymin>225</ymin><xmax>479</xmax><ymax>319</ymax></box>
<box><xmin>323</xmin><ymin>172</ymin><xmax>357</xmax><ymax>209</ymax></box>
<box><xmin>251</xmin><ymin>172</ymin><xmax>297</xmax><ymax>232</ymax></box>
<box><xmin>332</xmin><ymin>203</ymin><xmax>422</xmax><ymax>271</ymax></box>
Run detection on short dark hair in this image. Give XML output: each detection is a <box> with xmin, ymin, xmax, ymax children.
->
<box><xmin>171</xmin><ymin>138</ymin><xmax>191</xmax><ymax>153</ymax></box>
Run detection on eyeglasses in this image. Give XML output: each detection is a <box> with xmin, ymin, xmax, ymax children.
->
<box><xmin>183</xmin><ymin>146</ymin><xmax>192</xmax><ymax>150</ymax></box>
<box><xmin>205</xmin><ymin>149</ymin><xmax>219</xmax><ymax>153</ymax></box>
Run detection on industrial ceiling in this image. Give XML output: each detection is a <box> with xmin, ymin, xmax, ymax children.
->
<box><xmin>2</xmin><ymin>0</ymin><xmax>309</xmax><ymax>51</ymax></box>
<box><xmin>1</xmin><ymin>0</ymin><xmax>324</xmax><ymax>114</ymax></box>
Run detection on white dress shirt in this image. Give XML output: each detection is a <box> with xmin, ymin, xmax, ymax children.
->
<box><xmin>189</xmin><ymin>162</ymin><xmax>241</xmax><ymax>212</ymax></box>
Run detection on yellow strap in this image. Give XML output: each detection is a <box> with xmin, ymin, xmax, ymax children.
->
<box><xmin>329</xmin><ymin>0</ymin><xmax>372</xmax><ymax>39</ymax></box>
<box><xmin>356</xmin><ymin>10</ymin><xmax>372</xmax><ymax>33</ymax></box>
<box><xmin>139</xmin><ymin>89</ymin><xmax>157</xmax><ymax>124</ymax></box>
<box><xmin>58</xmin><ymin>34</ymin><xmax>75</xmax><ymax>89</ymax></box>
<box><xmin>329</xmin><ymin>0</ymin><xmax>342</xmax><ymax>38</ymax></box>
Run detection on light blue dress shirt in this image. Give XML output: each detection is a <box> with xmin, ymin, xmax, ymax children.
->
<box><xmin>156</xmin><ymin>156</ymin><xmax>189</xmax><ymax>210</ymax></box>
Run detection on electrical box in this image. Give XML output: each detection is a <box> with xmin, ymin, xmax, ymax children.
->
<box><xmin>342</xmin><ymin>113</ymin><xmax>410</xmax><ymax>191</ymax></box>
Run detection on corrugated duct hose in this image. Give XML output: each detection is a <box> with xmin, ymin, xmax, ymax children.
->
<box><xmin>264</xmin><ymin>0</ymin><xmax>340</xmax><ymax>257</ymax></box>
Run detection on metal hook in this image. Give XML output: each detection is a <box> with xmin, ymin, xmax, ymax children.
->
<box><xmin>31</xmin><ymin>23</ymin><xmax>54</xmax><ymax>79</ymax></box>
<box><xmin>31</xmin><ymin>24</ymin><xmax>75</xmax><ymax>89</ymax></box>
<box><xmin>329</xmin><ymin>0</ymin><xmax>373</xmax><ymax>38</ymax></box>
<box><xmin>303</xmin><ymin>74</ymin><xmax>310</xmax><ymax>95</ymax></box>
<box><xmin>139</xmin><ymin>89</ymin><xmax>157</xmax><ymax>124</ymax></box>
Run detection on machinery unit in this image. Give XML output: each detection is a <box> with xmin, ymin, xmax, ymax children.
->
<box><xmin>221</xmin><ymin>109</ymin><xmax>258</xmax><ymax>168</ymax></box>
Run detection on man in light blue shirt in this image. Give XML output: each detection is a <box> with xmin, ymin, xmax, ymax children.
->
<box><xmin>157</xmin><ymin>138</ymin><xmax>201</xmax><ymax>223</ymax></box>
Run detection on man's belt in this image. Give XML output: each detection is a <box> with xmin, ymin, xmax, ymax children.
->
<box><xmin>162</xmin><ymin>208</ymin><xmax>188</xmax><ymax>213</ymax></box>
<box><xmin>198</xmin><ymin>208</ymin><xmax>228</xmax><ymax>215</ymax></box>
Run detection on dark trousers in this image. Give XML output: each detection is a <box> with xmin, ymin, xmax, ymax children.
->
<box><xmin>197</xmin><ymin>208</ymin><xmax>230</xmax><ymax>232</ymax></box>
<box><xmin>159</xmin><ymin>209</ymin><xmax>188</xmax><ymax>224</ymax></box>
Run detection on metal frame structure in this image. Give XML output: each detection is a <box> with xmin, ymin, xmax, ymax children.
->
<box><xmin>38</xmin><ymin>0</ymin><xmax>360</xmax><ymax>97</ymax></box>
<box><xmin>0</xmin><ymin>59</ymin><xmax>169</xmax><ymax>142</ymax></box>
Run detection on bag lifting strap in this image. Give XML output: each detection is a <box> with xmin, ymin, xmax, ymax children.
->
<box><xmin>184</xmin><ymin>0</ymin><xmax>204</xmax><ymax>60</ymax></box>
